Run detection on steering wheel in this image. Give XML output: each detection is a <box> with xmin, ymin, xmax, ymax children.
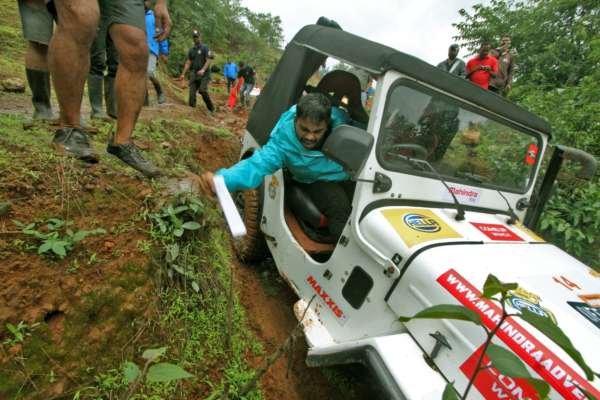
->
<box><xmin>389</xmin><ymin>143</ymin><xmax>429</xmax><ymax>160</ymax></box>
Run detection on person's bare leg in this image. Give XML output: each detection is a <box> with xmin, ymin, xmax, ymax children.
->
<box><xmin>48</xmin><ymin>0</ymin><xmax>99</xmax><ymax>127</ymax></box>
<box><xmin>109</xmin><ymin>24</ymin><xmax>148</xmax><ymax>144</ymax></box>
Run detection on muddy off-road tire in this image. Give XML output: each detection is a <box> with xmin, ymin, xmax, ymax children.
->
<box><xmin>234</xmin><ymin>187</ymin><xmax>268</xmax><ymax>262</ymax></box>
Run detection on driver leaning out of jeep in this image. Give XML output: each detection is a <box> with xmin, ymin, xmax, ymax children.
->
<box><xmin>199</xmin><ymin>92</ymin><xmax>354</xmax><ymax>241</ymax></box>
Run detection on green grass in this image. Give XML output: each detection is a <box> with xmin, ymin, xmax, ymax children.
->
<box><xmin>0</xmin><ymin>0</ymin><xmax>26</xmax><ymax>79</ymax></box>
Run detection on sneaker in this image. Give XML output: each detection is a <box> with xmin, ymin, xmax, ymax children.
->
<box><xmin>52</xmin><ymin>127</ymin><xmax>99</xmax><ymax>163</ymax></box>
<box><xmin>106</xmin><ymin>142</ymin><xmax>160</xmax><ymax>178</ymax></box>
<box><xmin>158</xmin><ymin>92</ymin><xmax>166</xmax><ymax>104</ymax></box>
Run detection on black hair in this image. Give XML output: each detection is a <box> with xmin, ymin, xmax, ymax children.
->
<box><xmin>296</xmin><ymin>93</ymin><xmax>332</xmax><ymax>124</ymax></box>
<box><xmin>239</xmin><ymin>61</ymin><xmax>245</xmax><ymax>67</ymax></box>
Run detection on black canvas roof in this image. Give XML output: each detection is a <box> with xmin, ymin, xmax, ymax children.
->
<box><xmin>247</xmin><ymin>24</ymin><xmax>551</xmax><ymax>146</ymax></box>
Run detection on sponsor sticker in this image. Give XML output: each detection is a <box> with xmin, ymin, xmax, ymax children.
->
<box><xmin>552</xmin><ymin>276</ymin><xmax>581</xmax><ymax>291</ymax></box>
<box><xmin>382</xmin><ymin>208</ymin><xmax>462</xmax><ymax>248</ymax></box>
<box><xmin>460</xmin><ymin>345</ymin><xmax>541</xmax><ymax>399</ymax></box>
<box><xmin>306</xmin><ymin>275</ymin><xmax>347</xmax><ymax>325</ymax></box>
<box><xmin>588</xmin><ymin>268</ymin><xmax>600</xmax><ymax>279</ymax></box>
<box><xmin>568</xmin><ymin>301</ymin><xmax>600</xmax><ymax>330</ymax></box>
<box><xmin>513</xmin><ymin>222</ymin><xmax>545</xmax><ymax>243</ymax></box>
<box><xmin>438</xmin><ymin>269</ymin><xmax>600</xmax><ymax>400</ymax></box>
<box><xmin>268</xmin><ymin>175</ymin><xmax>278</xmax><ymax>199</ymax></box>
<box><xmin>443</xmin><ymin>185</ymin><xmax>482</xmax><ymax>204</ymax></box>
<box><xmin>507</xmin><ymin>287</ymin><xmax>557</xmax><ymax>324</ymax></box>
<box><xmin>471</xmin><ymin>222</ymin><xmax>524</xmax><ymax>242</ymax></box>
<box><xmin>578</xmin><ymin>294</ymin><xmax>600</xmax><ymax>308</ymax></box>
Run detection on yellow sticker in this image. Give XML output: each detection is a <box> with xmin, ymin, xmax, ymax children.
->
<box><xmin>513</xmin><ymin>222</ymin><xmax>545</xmax><ymax>243</ymax></box>
<box><xmin>382</xmin><ymin>208</ymin><xmax>462</xmax><ymax>248</ymax></box>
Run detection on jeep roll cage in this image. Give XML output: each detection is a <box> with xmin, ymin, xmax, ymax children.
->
<box><xmin>247</xmin><ymin>21</ymin><xmax>551</xmax><ymax>147</ymax></box>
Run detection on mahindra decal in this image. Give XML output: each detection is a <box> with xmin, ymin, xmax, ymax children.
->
<box><xmin>461</xmin><ymin>345</ymin><xmax>541</xmax><ymax>399</ymax></box>
<box><xmin>444</xmin><ymin>185</ymin><xmax>482</xmax><ymax>204</ymax></box>
<box><xmin>471</xmin><ymin>222</ymin><xmax>524</xmax><ymax>242</ymax></box>
<box><xmin>438</xmin><ymin>269</ymin><xmax>600</xmax><ymax>400</ymax></box>
<box><xmin>307</xmin><ymin>275</ymin><xmax>347</xmax><ymax>325</ymax></box>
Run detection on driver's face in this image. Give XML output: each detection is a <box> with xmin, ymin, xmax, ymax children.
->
<box><xmin>295</xmin><ymin>117</ymin><xmax>328</xmax><ymax>149</ymax></box>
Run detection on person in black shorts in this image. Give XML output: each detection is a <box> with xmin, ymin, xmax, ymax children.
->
<box><xmin>178</xmin><ymin>30</ymin><xmax>214</xmax><ymax>112</ymax></box>
<box><xmin>47</xmin><ymin>0</ymin><xmax>171</xmax><ymax>178</ymax></box>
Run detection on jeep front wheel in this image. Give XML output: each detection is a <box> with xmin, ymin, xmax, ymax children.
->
<box><xmin>234</xmin><ymin>188</ymin><xmax>268</xmax><ymax>262</ymax></box>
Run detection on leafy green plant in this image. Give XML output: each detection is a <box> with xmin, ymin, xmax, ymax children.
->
<box><xmin>149</xmin><ymin>195</ymin><xmax>204</xmax><ymax>240</ymax></box>
<box><xmin>3</xmin><ymin>321</ymin><xmax>38</xmax><ymax>346</ymax></box>
<box><xmin>400</xmin><ymin>274</ymin><xmax>597</xmax><ymax>400</ymax></box>
<box><xmin>122</xmin><ymin>346</ymin><xmax>193</xmax><ymax>398</ymax></box>
<box><xmin>13</xmin><ymin>218</ymin><xmax>105</xmax><ymax>259</ymax></box>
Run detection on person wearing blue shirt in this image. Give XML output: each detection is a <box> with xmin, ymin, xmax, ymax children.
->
<box><xmin>145</xmin><ymin>0</ymin><xmax>166</xmax><ymax>104</ymax></box>
<box><xmin>223</xmin><ymin>59</ymin><xmax>238</xmax><ymax>93</ymax></box>
<box><xmin>199</xmin><ymin>93</ymin><xmax>354</xmax><ymax>240</ymax></box>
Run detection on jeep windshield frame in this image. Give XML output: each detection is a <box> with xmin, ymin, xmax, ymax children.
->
<box><xmin>376</xmin><ymin>79</ymin><xmax>543</xmax><ymax>194</ymax></box>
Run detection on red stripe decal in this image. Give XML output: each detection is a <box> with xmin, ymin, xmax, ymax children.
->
<box><xmin>438</xmin><ymin>269</ymin><xmax>600</xmax><ymax>400</ymax></box>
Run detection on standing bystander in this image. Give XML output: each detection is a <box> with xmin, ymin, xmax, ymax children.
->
<box><xmin>490</xmin><ymin>35</ymin><xmax>516</xmax><ymax>96</ymax></box>
<box><xmin>223</xmin><ymin>59</ymin><xmax>238</xmax><ymax>93</ymax></box>
<box><xmin>437</xmin><ymin>44</ymin><xmax>466</xmax><ymax>77</ymax></box>
<box><xmin>465</xmin><ymin>41</ymin><xmax>498</xmax><ymax>90</ymax></box>
<box><xmin>145</xmin><ymin>0</ymin><xmax>165</xmax><ymax>104</ymax></box>
<box><xmin>18</xmin><ymin>0</ymin><xmax>55</xmax><ymax>123</ymax></box>
<box><xmin>237</xmin><ymin>62</ymin><xmax>256</xmax><ymax>108</ymax></box>
<box><xmin>48</xmin><ymin>0</ymin><xmax>171</xmax><ymax>178</ymax></box>
<box><xmin>178</xmin><ymin>31</ymin><xmax>214</xmax><ymax>112</ymax></box>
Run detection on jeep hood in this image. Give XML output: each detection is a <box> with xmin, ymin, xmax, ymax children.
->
<box><xmin>360</xmin><ymin>206</ymin><xmax>600</xmax><ymax>398</ymax></box>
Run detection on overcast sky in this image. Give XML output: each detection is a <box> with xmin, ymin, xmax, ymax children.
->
<box><xmin>240</xmin><ymin>0</ymin><xmax>490</xmax><ymax>65</ymax></box>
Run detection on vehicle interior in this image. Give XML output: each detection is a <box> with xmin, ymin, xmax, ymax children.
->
<box><xmin>284</xmin><ymin>64</ymin><xmax>373</xmax><ymax>260</ymax></box>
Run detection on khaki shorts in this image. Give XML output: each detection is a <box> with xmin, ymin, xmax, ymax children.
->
<box><xmin>18</xmin><ymin>0</ymin><xmax>54</xmax><ymax>45</ymax></box>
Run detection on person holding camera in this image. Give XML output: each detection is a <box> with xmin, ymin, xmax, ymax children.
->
<box><xmin>465</xmin><ymin>41</ymin><xmax>498</xmax><ymax>90</ymax></box>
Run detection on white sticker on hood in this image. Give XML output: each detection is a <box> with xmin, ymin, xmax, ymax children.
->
<box><xmin>443</xmin><ymin>185</ymin><xmax>482</xmax><ymax>204</ymax></box>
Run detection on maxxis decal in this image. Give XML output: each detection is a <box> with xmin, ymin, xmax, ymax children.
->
<box><xmin>307</xmin><ymin>275</ymin><xmax>348</xmax><ymax>325</ymax></box>
<box><xmin>438</xmin><ymin>269</ymin><xmax>600</xmax><ymax>400</ymax></box>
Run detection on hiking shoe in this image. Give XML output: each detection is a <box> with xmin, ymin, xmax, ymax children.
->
<box><xmin>106</xmin><ymin>142</ymin><xmax>160</xmax><ymax>178</ymax></box>
<box><xmin>52</xmin><ymin>127</ymin><xmax>99</xmax><ymax>163</ymax></box>
<box><xmin>158</xmin><ymin>92</ymin><xmax>166</xmax><ymax>104</ymax></box>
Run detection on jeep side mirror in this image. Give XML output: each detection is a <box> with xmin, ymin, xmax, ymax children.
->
<box><xmin>322</xmin><ymin>125</ymin><xmax>374</xmax><ymax>179</ymax></box>
<box><xmin>525</xmin><ymin>145</ymin><xmax>598</xmax><ymax>230</ymax></box>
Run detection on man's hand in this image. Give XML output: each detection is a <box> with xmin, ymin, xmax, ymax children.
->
<box><xmin>199</xmin><ymin>171</ymin><xmax>216</xmax><ymax>196</ymax></box>
<box><xmin>196</xmin><ymin>69</ymin><xmax>205</xmax><ymax>77</ymax></box>
<box><xmin>154</xmin><ymin>0</ymin><xmax>172</xmax><ymax>41</ymax></box>
<box><xmin>177</xmin><ymin>74</ymin><xmax>185</xmax><ymax>81</ymax></box>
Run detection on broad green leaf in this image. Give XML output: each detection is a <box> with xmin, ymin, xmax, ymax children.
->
<box><xmin>142</xmin><ymin>347</ymin><xmax>167</xmax><ymax>362</ymax></box>
<box><xmin>173</xmin><ymin>205</ymin><xmax>189</xmax><ymax>214</ymax></box>
<box><xmin>399</xmin><ymin>304</ymin><xmax>482</xmax><ymax>326</ymax></box>
<box><xmin>173</xmin><ymin>228</ymin><xmax>184</xmax><ymax>237</ymax></box>
<box><xmin>482</xmin><ymin>274</ymin><xmax>518</xmax><ymax>298</ymax></box>
<box><xmin>122</xmin><ymin>361</ymin><xmax>140</xmax><ymax>384</ymax></box>
<box><xmin>51</xmin><ymin>242</ymin><xmax>67</xmax><ymax>258</ymax></box>
<box><xmin>442</xmin><ymin>381</ymin><xmax>460</xmax><ymax>400</ymax></box>
<box><xmin>526</xmin><ymin>378</ymin><xmax>551</xmax><ymax>400</ymax></box>
<box><xmin>146</xmin><ymin>363</ymin><xmax>193</xmax><ymax>383</ymax></box>
<box><xmin>519</xmin><ymin>309</ymin><xmax>594</xmax><ymax>380</ymax></box>
<box><xmin>168</xmin><ymin>244</ymin><xmax>179</xmax><ymax>262</ymax></box>
<box><xmin>72</xmin><ymin>231</ymin><xmax>89</xmax><ymax>242</ymax></box>
<box><xmin>191</xmin><ymin>281</ymin><xmax>200</xmax><ymax>293</ymax></box>
<box><xmin>182</xmin><ymin>221</ymin><xmax>201</xmax><ymax>230</ymax></box>
<box><xmin>38</xmin><ymin>241</ymin><xmax>53</xmax><ymax>254</ymax></box>
<box><xmin>486</xmin><ymin>344</ymin><xmax>531</xmax><ymax>378</ymax></box>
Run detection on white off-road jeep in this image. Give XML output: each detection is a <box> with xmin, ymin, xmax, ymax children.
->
<box><xmin>234</xmin><ymin>20</ymin><xmax>600</xmax><ymax>399</ymax></box>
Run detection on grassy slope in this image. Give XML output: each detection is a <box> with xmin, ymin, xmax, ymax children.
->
<box><xmin>0</xmin><ymin>1</ymin><xmax>265</xmax><ymax>395</ymax></box>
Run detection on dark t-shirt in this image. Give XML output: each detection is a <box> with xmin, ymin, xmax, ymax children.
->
<box><xmin>238</xmin><ymin>65</ymin><xmax>256</xmax><ymax>84</ymax></box>
<box><xmin>436</xmin><ymin>58</ymin><xmax>466</xmax><ymax>77</ymax></box>
<box><xmin>187</xmin><ymin>43</ymin><xmax>209</xmax><ymax>79</ymax></box>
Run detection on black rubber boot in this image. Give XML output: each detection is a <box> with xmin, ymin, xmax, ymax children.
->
<box><xmin>25</xmin><ymin>69</ymin><xmax>54</xmax><ymax>120</ymax></box>
<box><xmin>88</xmin><ymin>74</ymin><xmax>108</xmax><ymax>119</ymax></box>
<box><xmin>150</xmin><ymin>77</ymin><xmax>165</xmax><ymax>104</ymax></box>
<box><xmin>104</xmin><ymin>76</ymin><xmax>118</xmax><ymax>119</ymax></box>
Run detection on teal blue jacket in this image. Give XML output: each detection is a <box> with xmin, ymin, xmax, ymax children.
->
<box><xmin>217</xmin><ymin>105</ymin><xmax>350</xmax><ymax>192</ymax></box>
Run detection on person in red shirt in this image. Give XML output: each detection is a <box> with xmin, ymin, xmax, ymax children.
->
<box><xmin>465</xmin><ymin>41</ymin><xmax>498</xmax><ymax>90</ymax></box>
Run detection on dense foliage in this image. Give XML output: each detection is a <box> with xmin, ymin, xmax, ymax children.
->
<box><xmin>166</xmin><ymin>0</ymin><xmax>283</xmax><ymax>81</ymax></box>
<box><xmin>455</xmin><ymin>0</ymin><xmax>600</xmax><ymax>267</ymax></box>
